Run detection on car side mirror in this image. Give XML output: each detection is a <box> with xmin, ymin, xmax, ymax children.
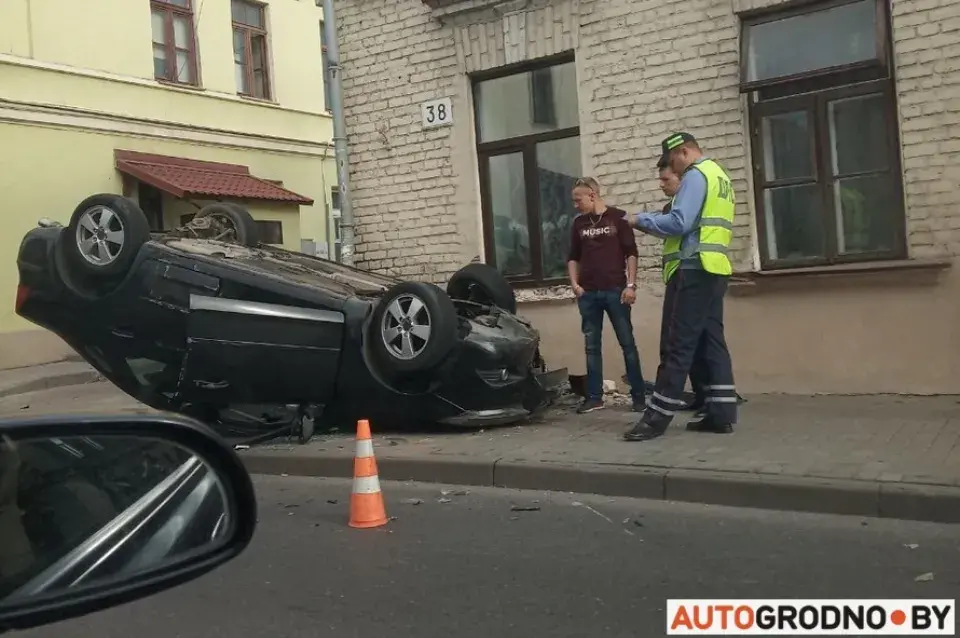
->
<box><xmin>0</xmin><ymin>413</ymin><xmax>257</xmax><ymax>632</ymax></box>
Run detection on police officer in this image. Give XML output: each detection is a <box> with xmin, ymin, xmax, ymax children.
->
<box><xmin>624</xmin><ymin>132</ymin><xmax>738</xmax><ymax>441</ymax></box>
<box><xmin>655</xmin><ymin>159</ymin><xmax>708</xmax><ymax>414</ymax></box>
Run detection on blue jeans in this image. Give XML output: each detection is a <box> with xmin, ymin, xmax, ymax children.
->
<box><xmin>577</xmin><ymin>289</ymin><xmax>646</xmax><ymax>401</ymax></box>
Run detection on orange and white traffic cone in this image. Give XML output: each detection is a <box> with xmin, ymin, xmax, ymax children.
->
<box><xmin>348</xmin><ymin>419</ymin><xmax>388</xmax><ymax>529</ymax></box>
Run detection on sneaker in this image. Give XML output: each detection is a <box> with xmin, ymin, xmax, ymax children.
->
<box><xmin>577</xmin><ymin>398</ymin><xmax>604</xmax><ymax>414</ymax></box>
<box><xmin>631</xmin><ymin>397</ymin><xmax>647</xmax><ymax>413</ymax></box>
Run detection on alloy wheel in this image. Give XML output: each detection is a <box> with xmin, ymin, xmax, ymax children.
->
<box><xmin>380</xmin><ymin>293</ymin><xmax>432</xmax><ymax>360</ymax></box>
<box><xmin>76</xmin><ymin>206</ymin><xmax>125</xmax><ymax>266</ymax></box>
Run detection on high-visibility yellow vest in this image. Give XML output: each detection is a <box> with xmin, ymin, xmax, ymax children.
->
<box><xmin>661</xmin><ymin>158</ymin><xmax>735</xmax><ymax>283</ymax></box>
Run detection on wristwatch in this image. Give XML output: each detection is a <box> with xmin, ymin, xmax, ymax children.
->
<box><xmin>626</xmin><ymin>283</ymin><xmax>636</xmax><ymax>290</ymax></box>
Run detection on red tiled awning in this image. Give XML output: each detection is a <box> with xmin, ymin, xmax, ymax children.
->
<box><xmin>114</xmin><ymin>150</ymin><xmax>314</xmax><ymax>205</ymax></box>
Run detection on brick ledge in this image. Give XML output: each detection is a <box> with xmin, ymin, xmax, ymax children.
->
<box><xmin>729</xmin><ymin>258</ymin><xmax>953</xmax><ymax>296</ymax></box>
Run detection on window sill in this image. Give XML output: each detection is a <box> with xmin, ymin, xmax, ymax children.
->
<box><xmin>729</xmin><ymin>258</ymin><xmax>952</xmax><ymax>296</ymax></box>
<box><xmin>156</xmin><ymin>79</ymin><xmax>204</xmax><ymax>92</ymax></box>
<box><xmin>238</xmin><ymin>94</ymin><xmax>279</xmax><ymax>107</ymax></box>
<box><xmin>516</xmin><ymin>285</ymin><xmax>576</xmax><ymax>306</ymax></box>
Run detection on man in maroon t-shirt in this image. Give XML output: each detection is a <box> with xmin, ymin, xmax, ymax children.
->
<box><xmin>567</xmin><ymin>177</ymin><xmax>647</xmax><ymax>414</ymax></box>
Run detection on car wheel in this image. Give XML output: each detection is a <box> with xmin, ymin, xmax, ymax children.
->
<box><xmin>66</xmin><ymin>194</ymin><xmax>150</xmax><ymax>279</ymax></box>
<box><xmin>370</xmin><ymin>282</ymin><xmax>459</xmax><ymax>374</ymax></box>
<box><xmin>194</xmin><ymin>203</ymin><xmax>260</xmax><ymax>247</ymax></box>
<box><xmin>446</xmin><ymin>263</ymin><xmax>517</xmax><ymax>314</ymax></box>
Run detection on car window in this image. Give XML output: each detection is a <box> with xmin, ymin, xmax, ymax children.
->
<box><xmin>1</xmin><ymin>436</ymin><xmax>194</xmax><ymax>597</ymax></box>
<box><xmin>126</xmin><ymin>357</ymin><xmax>173</xmax><ymax>388</ymax></box>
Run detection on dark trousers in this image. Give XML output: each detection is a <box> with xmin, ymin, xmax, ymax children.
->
<box><xmin>577</xmin><ymin>289</ymin><xmax>646</xmax><ymax>401</ymax></box>
<box><xmin>689</xmin><ymin>358</ymin><xmax>708</xmax><ymax>404</ymax></box>
<box><xmin>646</xmin><ymin>269</ymin><xmax>736</xmax><ymax>427</ymax></box>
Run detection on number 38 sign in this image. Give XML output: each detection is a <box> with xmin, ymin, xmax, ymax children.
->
<box><xmin>420</xmin><ymin>97</ymin><xmax>453</xmax><ymax>129</ymax></box>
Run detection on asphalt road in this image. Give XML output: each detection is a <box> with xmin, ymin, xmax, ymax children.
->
<box><xmin>21</xmin><ymin>477</ymin><xmax>960</xmax><ymax>638</ymax></box>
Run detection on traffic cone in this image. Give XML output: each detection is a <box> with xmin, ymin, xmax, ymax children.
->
<box><xmin>348</xmin><ymin>419</ymin><xmax>388</xmax><ymax>529</ymax></box>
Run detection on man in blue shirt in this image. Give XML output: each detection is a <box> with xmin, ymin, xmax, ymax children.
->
<box><xmin>654</xmin><ymin>160</ymin><xmax>708</xmax><ymax>413</ymax></box>
<box><xmin>653</xmin><ymin>159</ymin><xmax>746</xmax><ymax>418</ymax></box>
<box><xmin>623</xmin><ymin>133</ymin><xmax>738</xmax><ymax>441</ymax></box>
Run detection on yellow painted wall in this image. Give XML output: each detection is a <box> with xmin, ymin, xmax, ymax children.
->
<box><xmin>0</xmin><ymin>0</ymin><xmax>338</xmax><ymax>356</ymax></box>
<box><xmin>0</xmin><ymin>0</ymin><xmax>332</xmax><ymax>114</ymax></box>
<box><xmin>0</xmin><ymin>0</ymin><xmax>335</xmax><ymax>258</ymax></box>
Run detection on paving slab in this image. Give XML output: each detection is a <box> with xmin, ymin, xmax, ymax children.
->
<box><xmin>0</xmin><ymin>360</ymin><xmax>104</xmax><ymax>398</ymax></box>
<box><xmin>2</xmin><ymin>379</ymin><xmax>959</xmax><ymax>522</ymax></box>
<box><xmin>246</xmin><ymin>393</ymin><xmax>960</xmax><ymax>522</ymax></box>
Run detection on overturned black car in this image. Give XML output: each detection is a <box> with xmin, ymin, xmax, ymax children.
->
<box><xmin>15</xmin><ymin>194</ymin><xmax>566</xmax><ymax>441</ymax></box>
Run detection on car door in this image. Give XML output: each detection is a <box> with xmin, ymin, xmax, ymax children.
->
<box><xmin>178</xmin><ymin>293</ymin><xmax>344</xmax><ymax>406</ymax></box>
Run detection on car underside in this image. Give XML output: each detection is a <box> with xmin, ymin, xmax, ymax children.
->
<box><xmin>15</xmin><ymin>195</ymin><xmax>566</xmax><ymax>444</ymax></box>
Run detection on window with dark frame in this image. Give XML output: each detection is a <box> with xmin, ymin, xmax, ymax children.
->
<box><xmin>256</xmin><ymin>220</ymin><xmax>284</xmax><ymax>244</ymax></box>
<box><xmin>320</xmin><ymin>21</ymin><xmax>332</xmax><ymax>111</ymax></box>
<box><xmin>151</xmin><ymin>0</ymin><xmax>198</xmax><ymax>86</ymax></box>
<box><xmin>232</xmin><ymin>0</ymin><xmax>271</xmax><ymax>100</ymax></box>
<box><xmin>741</xmin><ymin>0</ymin><xmax>905</xmax><ymax>270</ymax></box>
<box><xmin>473</xmin><ymin>56</ymin><xmax>581</xmax><ymax>287</ymax></box>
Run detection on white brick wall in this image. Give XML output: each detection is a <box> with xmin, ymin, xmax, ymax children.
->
<box><xmin>336</xmin><ymin>0</ymin><xmax>464</xmax><ymax>281</ymax></box>
<box><xmin>891</xmin><ymin>0</ymin><xmax>960</xmax><ymax>258</ymax></box>
<box><xmin>336</xmin><ymin>0</ymin><xmax>960</xmax><ymax>282</ymax></box>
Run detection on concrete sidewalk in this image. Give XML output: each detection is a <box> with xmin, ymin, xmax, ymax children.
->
<box><xmin>2</xmin><ymin>377</ymin><xmax>959</xmax><ymax>523</ymax></box>
<box><xmin>244</xmin><ymin>393</ymin><xmax>960</xmax><ymax>524</ymax></box>
<box><xmin>0</xmin><ymin>360</ymin><xmax>102</xmax><ymax>398</ymax></box>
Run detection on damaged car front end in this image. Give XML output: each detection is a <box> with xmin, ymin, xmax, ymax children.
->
<box><xmin>431</xmin><ymin>304</ymin><xmax>566</xmax><ymax>427</ymax></box>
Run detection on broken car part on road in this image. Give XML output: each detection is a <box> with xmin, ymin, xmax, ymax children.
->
<box><xmin>15</xmin><ymin>194</ymin><xmax>566</xmax><ymax>445</ymax></box>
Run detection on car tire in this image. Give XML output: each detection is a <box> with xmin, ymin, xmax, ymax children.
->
<box><xmin>370</xmin><ymin>281</ymin><xmax>459</xmax><ymax>374</ymax></box>
<box><xmin>446</xmin><ymin>263</ymin><xmax>517</xmax><ymax>314</ymax></box>
<box><xmin>65</xmin><ymin>194</ymin><xmax>151</xmax><ymax>279</ymax></box>
<box><xmin>195</xmin><ymin>203</ymin><xmax>260</xmax><ymax>247</ymax></box>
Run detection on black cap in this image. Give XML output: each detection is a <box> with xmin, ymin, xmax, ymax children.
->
<box><xmin>658</xmin><ymin>132</ymin><xmax>697</xmax><ymax>166</ymax></box>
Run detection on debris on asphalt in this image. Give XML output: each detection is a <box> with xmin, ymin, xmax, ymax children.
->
<box><xmin>441</xmin><ymin>489</ymin><xmax>469</xmax><ymax>496</ymax></box>
<box><xmin>632</xmin><ymin>519</ymin><xmax>645</xmax><ymax>528</ymax></box>
<box><xmin>437</xmin><ymin>497</ymin><xmax>452</xmax><ymax>504</ymax></box>
<box><xmin>327</xmin><ymin>499</ymin><xmax>338</xmax><ymax>505</ymax></box>
<box><xmin>510</xmin><ymin>505</ymin><xmax>541</xmax><ymax>512</ymax></box>
<box><xmin>915</xmin><ymin>572</ymin><xmax>934</xmax><ymax>582</ymax></box>
<box><xmin>904</xmin><ymin>543</ymin><xmax>919</xmax><ymax>549</ymax></box>
<box><xmin>401</xmin><ymin>498</ymin><xmax>424</xmax><ymax>506</ymax></box>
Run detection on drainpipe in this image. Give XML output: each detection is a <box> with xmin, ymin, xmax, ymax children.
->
<box><xmin>321</xmin><ymin>0</ymin><xmax>356</xmax><ymax>266</ymax></box>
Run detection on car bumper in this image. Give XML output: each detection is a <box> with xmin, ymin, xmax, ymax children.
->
<box><xmin>438</xmin><ymin>367</ymin><xmax>567</xmax><ymax>427</ymax></box>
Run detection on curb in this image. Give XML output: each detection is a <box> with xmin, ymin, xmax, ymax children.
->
<box><xmin>0</xmin><ymin>371</ymin><xmax>103</xmax><ymax>399</ymax></box>
<box><xmin>241</xmin><ymin>450</ymin><xmax>960</xmax><ymax>525</ymax></box>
